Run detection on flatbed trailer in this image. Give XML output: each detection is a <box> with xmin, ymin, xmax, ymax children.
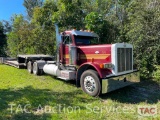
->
<box><xmin>0</xmin><ymin>54</ymin><xmax>54</xmax><ymax>69</ymax></box>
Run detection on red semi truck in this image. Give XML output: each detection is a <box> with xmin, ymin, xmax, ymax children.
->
<box><xmin>1</xmin><ymin>24</ymin><xmax>140</xmax><ymax>96</ymax></box>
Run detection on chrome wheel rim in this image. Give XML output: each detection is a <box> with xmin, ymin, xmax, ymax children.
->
<box><xmin>84</xmin><ymin>76</ymin><xmax>96</xmax><ymax>93</ymax></box>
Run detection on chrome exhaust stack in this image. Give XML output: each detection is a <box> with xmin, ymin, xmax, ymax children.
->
<box><xmin>54</xmin><ymin>23</ymin><xmax>61</xmax><ymax>67</ymax></box>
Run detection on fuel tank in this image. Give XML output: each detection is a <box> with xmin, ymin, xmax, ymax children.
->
<box><xmin>43</xmin><ymin>64</ymin><xmax>58</xmax><ymax>76</ymax></box>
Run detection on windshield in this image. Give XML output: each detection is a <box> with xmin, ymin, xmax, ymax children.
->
<box><xmin>75</xmin><ymin>36</ymin><xmax>99</xmax><ymax>45</ymax></box>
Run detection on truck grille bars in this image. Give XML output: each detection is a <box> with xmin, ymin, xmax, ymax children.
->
<box><xmin>117</xmin><ymin>48</ymin><xmax>132</xmax><ymax>73</ymax></box>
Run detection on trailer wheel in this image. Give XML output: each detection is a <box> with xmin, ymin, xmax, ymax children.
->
<box><xmin>27</xmin><ymin>61</ymin><xmax>33</xmax><ymax>73</ymax></box>
<box><xmin>80</xmin><ymin>70</ymin><xmax>101</xmax><ymax>97</ymax></box>
<box><xmin>33</xmin><ymin>62</ymin><xmax>40</xmax><ymax>75</ymax></box>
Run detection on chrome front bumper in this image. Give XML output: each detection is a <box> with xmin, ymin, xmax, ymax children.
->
<box><xmin>102</xmin><ymin>70</ymin><xmax>140</xmax><ymax>94</ymax></box>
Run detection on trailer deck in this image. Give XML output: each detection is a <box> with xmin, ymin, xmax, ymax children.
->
<box><xmin>17</xmin><ymin>54</ymin><xmax>53</xmax><ymax>59</ymax></box>
<box><xmin>0</xmin><ymin>54</ymin><xmax>54</xmax><ymax>69</ymax></box>
<box><xmin>4</xmin><ymin>60</ymin><xmax>25</xmax><ymax>68</ymax></box>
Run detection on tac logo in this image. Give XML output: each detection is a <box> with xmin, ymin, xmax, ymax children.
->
<box><xmin>138</xmin><ymin>105</ymin><xmax>157</xmax><ymax>117</ymax></box>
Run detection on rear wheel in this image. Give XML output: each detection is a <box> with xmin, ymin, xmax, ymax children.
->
<box><xmin>33</xmin><ymin>62</ymin><xmax>40</xmax><ymax>75</ymax></box>
<box><xmin>27</xmin><ymin>61</ymin><xmax>33</xmax><ymax>73</ymax></box>
<box><xmin>80</xmin><ymin>70</ymin><xmax>101</xmax><ymax>97</ymax></box>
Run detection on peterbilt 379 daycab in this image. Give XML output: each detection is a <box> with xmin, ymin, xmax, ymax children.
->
<box><xmin>27</xmin><ymin>24</ymin><xmax>140</xmax><ymax>96</ymax></box>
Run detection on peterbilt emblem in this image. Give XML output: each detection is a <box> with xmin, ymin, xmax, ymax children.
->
<box><xmin>95</xmin><ymin>51</ymin><xmax>99</xmax><ymax>54</ymax></box>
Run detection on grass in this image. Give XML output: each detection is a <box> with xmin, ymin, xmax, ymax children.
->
<box><xmin>0</xmin><ymin>64</ymin><xmax>159</xmax><ymax>120</ymax></box>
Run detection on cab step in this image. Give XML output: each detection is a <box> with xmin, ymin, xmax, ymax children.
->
<box><xmin>58</xmin><ymin>70</ymin><xmax>76</xmax><ymax>81</ymax></box>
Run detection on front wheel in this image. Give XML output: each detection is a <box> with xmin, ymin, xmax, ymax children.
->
<box><xmin>80</xmin><ymin>70</ymin><xmax>101</xmax><ymax>97</ymax></box>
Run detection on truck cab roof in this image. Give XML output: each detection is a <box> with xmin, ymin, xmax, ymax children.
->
<box><xmin>64</xmin><ymin>30</ymin><xmax>99</xmax><ymax>38</ymax></box>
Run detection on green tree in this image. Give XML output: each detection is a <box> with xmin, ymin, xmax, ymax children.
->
<box><xmin>124</xmin><ymin>0</ymin><xmax>160</xmax><ymax>78</ymax></box>
<box><xmin>7</xmin><ymin>15</ymin><xmax>30</xmax><ymax>56</ymax></box>
<box><xmin>2</xmin><ymin>20</ymin><xmax>12</xmax><ymax>33</ymax></box>
<box><xmin>52</xmin><ymin>0</ymin><xmax>86</xmax><ymax>30</ymax></box>
<box><xmin>0</xmin><ymin>22</ymin><xmax>7</xmax><ymax>56</ymax></box>
<box><xmin>23</xmin><ymin>0</ymin><xmax>43</xmax><ymax>20</ymax></box>
<box><xmin>31</xmin><ymin>0</ymin><xmax>58</xmax><ymax>55</ymax></box>
<box><xmin>85</xmin><ymin>12</ymin><xmax>118</xmax><ymax>44</ymax></box>
<box><xmin>7</xmin><ymin>1</ymin><xmax>57</xmax><ymax>56</ymax></box>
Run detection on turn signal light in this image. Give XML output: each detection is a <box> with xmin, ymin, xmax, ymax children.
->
<box><xmin>100</xmin><ymin>64</ymin><xmax>104</xmax><ymax>69</ymax></box>
<box><xmin>100</xmin><ymin>63</ymin><xmax>112</xmax><ymax>69</ymax></box>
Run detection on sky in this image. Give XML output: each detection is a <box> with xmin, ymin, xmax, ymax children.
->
<box><xmin>0</xmin><ymin>0</ymin><xmax>26</xmax><ymax>21</ymax></box>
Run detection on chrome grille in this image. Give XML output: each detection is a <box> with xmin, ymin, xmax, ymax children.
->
<box><xmin>117</xmin><ymin>48</ymin><xmax>132</xmax><ymax>72</ymax></box>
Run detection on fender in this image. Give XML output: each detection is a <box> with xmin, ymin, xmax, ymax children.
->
<box><xmin>76</xmin><ymin>62</ymin><xmax>111</xmax><ymax>87</ymax></box>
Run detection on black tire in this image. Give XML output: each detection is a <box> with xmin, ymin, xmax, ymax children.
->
<box><xmin>33</xmin><ymin>62</ymin><xmax>40</xmax><ymax>75</ymax></box>
<box><xmin>27</xmin><ymin>61</ymin><xmax>33</xmax><ymax>73</ymax></box>
<box><xmin>80</xmin><ymin>70</ymin><xmax>101</xmax><ymax>97</ymax></box>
